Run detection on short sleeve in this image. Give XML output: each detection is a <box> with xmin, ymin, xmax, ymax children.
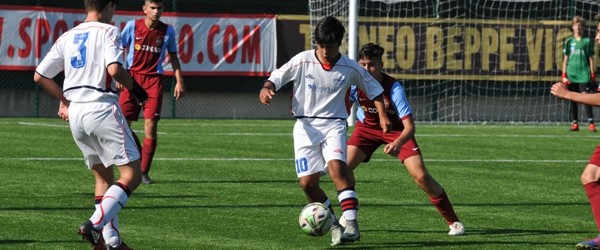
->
<box><xmin>36</xmin><ymin>38</ymin><xmax>65</xmax><ymax>78</ymax></box>
<box><xmin>104</xmin><ymin>26</ymin><xmax>124</xmax><ymax>68</ymax></box>
<box><xmin>166</xmin><ymin>26</ymin><xmax>177</xmax><ymax>53</ymax></box>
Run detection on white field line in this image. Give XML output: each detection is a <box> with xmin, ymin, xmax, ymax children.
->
<box><xmin>0</xmin><ymin>157</ymin><xmax>588</xmax><ymax>163</ymax></box>
<box><xmin>15</xmin><ymin>122</ymin><xmax>165</xmax><ymax>135</ymax></box>
<box><xmin>10</xmin><ymin>121</ymin><xmax>599</xmax><ymax>138</ymax></box>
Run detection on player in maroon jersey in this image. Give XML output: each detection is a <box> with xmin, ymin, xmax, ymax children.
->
<box><xmin>552</xmin><ymin>14</ymin><xmax>600</xmax><ymax>250</ymax></box>
<box><xmin>117</xmin><ymin>0</ymin><xmax>186</xmax><ymax>184</ymax></box>
<box><xmin>345</xmin><ymin>43</ymin><xmax>464</xmax><ymax>236</ymax></box>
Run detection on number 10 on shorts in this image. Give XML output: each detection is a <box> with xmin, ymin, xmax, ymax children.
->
<box><xmin>295</xmin><ymin>157</ymin><xmax>308</xmax><ymax>174</ymax></box>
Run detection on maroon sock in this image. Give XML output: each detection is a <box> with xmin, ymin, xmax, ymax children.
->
<box><xmin>141</xmin><ymin>138</ymin><xmax>157</xmax><ymax>174</ymax></box>
<box><xmin>429</xmin><ymin>191</ymin><xmax>460</xmax><ymax>225</ymax></box>
<box><xmin>584</xmin><ymin>182</ymin><xmax>600</xmax><ymax>232</ymax></box>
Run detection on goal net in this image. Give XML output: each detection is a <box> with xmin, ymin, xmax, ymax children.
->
<box><xmin>309</xmin><ymin>0</ymin><xmax>600</xmax><ymax>123</ymax></box>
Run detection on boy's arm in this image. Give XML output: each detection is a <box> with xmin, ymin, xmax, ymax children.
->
<box><xmin>170</xmin><ymin>52</ymin><xmax>186</xmax><ymax>100</ymax></box>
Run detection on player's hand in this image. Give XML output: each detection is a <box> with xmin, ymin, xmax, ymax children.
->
<box><xmin>551</xmin><ymin>82</ymin><xmax>570</xmax><ymax>99</ymax></box>
<box><xmin>260</xmin><ymin>87</ymin><xmax>275</xmax><ymax>105</ymax></box>
<box><xmin>57</xmin><ymin>100</ymin><xmax>69</xmax><ymax>121</ymax></box>
<box><xmin>173</xmin><ymin>81</ymin><xmax>186</xmax><ymax>101</ymax></box>
<box><xmin>562</xmin><ymin>77</ymin><xmax>571</xmax><ymax>85</ymax></box>
<box><xmin>379</xmin><ymin>116</ymin><xmax>392</xmax><ymax>134</ymax></box>
<box><xmin>383</xmin><ymin>142</ymin><xmax>400</xmax><ymax>156</ymax></box>
<box><xmin>131</xmin><ymin>79</ymin><xmax>148</xmax><ymax>106</ymax></box>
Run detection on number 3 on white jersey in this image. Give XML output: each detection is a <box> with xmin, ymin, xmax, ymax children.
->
<box><xmin>71</xmin><ymin>32</ymin><xmax>89</xmax><ymax>68</ymax></box>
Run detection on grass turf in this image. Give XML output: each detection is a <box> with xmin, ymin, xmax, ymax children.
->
<box><xmin>0</xmin><ymin>118</ymin><xmax>597</xmax><ymax>249</ymax></box>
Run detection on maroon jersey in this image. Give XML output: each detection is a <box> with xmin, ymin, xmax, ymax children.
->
<box><xmin>352</xmin><ymin>73</ymin><xmax>412</xmax><ymax>131</ymax></box>
<box><xmin>121</xmin><ymin>19</ymin><xmax>178</xmax><ymax>75</ymax></box>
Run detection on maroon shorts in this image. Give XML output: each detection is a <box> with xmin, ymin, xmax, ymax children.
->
<box><xmin>119</xmin><ymin>71</ymin><xmax>164</xmax><ymax>121</ymax></box>
<box><xmin>347</xmin><ymin>123</ymin><xmax>422</xmax><ymax>163</ymax></box>
<box><xmin>589</xmin><ymin>145</ymin><xmax>600</xmax><ymax>166</ymax></box>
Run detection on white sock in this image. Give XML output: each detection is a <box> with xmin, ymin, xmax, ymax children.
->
<box><xmin>339</xmin><ymin>190</ymin><xmax>357</xmax><ymax>221</ymax></box>
<box><xmin>89</xmin><ymin>185</ymin><xmax>129</xmax><ymax>229</ymax></box>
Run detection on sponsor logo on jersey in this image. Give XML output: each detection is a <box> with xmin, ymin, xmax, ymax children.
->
<box><xmin>305</xmin><ymin>74</ymin><xmax>315</xmax><ymax>80</ymax></box>
<box><xmin>412</xmin><ymin>147</ymin><xmax>419</xmax><ymax>151</ymax></box>
<box><xmin>333</xmin><ymin>148</ymin><xmax>344</xmax><ymax>154</ymax></box>
<box><xmin>307</xmin><ymin>82</ymin><xmax>342</xmax><ymax>94</ymax></box>
<box><xmin>134</xmin><ymin>44</ymin><xmax>162</xmax><ymax>53</ymax></box>
<box><xmin>333</xmin><ymin>76</ymin><xmax>346</xmax><ymax>88</ymax></box>
<box><xmin>113</xmin><ymin>154</ymin><xmax>125</xmax><ymax>160</ymax></box>
<box><xmin>135</xmin><ymin>36</ymin><xmax>143</xmax><ymax>40</ymax></box>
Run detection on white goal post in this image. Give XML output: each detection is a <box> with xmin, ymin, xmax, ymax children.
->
<box><xmin>309</xmin><ymin>0</ymin><xmax>600</xmax><ymax>124</ymax></box>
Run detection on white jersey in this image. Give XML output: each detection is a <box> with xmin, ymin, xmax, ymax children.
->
<box><xmin>35</xmin><ymin>21</ymin><xmax>123</xmax><ymax>103</ymax></box>
<box><xmin>268</xmin><ymin>50</ymin><xmax>384</xmax><ymax>119</ymax></box>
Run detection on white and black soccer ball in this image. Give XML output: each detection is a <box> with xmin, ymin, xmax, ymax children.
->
<box><xmin>298</xmin><ymin>202</ymin><xmax>333</xmax><ymax>236</ymax></box>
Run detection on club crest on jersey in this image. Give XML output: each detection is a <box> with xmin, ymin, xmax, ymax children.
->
<box><xmin>156</xmin><ymin>37</ymin><xmax>163</xmax><ymax>47</ymax></box>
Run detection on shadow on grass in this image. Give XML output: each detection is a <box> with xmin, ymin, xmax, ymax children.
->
<box><xmin>326</xmin><ymin>240</ymin><xmax>572</xmax><ymax>249</ymax></box>
<box><xmin>0</xmin><ymin>201</ymin><xmax>591</xmax><ymax>211</ymax></box>
<box><xmin>324</xmin><ymin>228</ymin><xmax>590</xmax><ymax>249</ymax></box>
<box><xmin>0</xmin><ymin>239</ymin><xmax>81</xmax><ymax>245</ymax></box>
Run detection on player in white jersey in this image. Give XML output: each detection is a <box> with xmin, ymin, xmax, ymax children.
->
<box><xmin>33</xmin><ymin>0</ymin><xmax>147</xmax><ymax>249</ymax></box>
<box><xmin>259</xmin><ymin>16</ymin><xmax>392</xmax><ymax>246</ymax></box>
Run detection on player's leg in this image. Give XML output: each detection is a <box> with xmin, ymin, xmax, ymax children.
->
<box><xmin>293</xmin><ymin>119</ymin><xmax>345</xmax><ymax>246</ymax></box>
<box><xmin>68</xmin><ymin>103</ymin><xmax>110</xmax><ymax>248</ymax></box>
<box><xmin>577</xmin><ymin>149</ymin><xmax>600</xmax><ymax>249</ymax></box>
<box><xmin>90</xmin><ymin>164</ymin><xmax>123</xmax><ymax>248</ymax></box>
<box><xmin>568</xmin><ymin>83</ymin><xmax>580</xmax><ymax>131</ymax></box>
<box><xmin>322</xmin><ymin>120</ymin><xmax>360</xmax><ymax>243</ymax></box>
<box><xmin>82</xmin><ymin>102</ymin><xmax>141</xmax><ymax>249</ymax></box>
<box><xmin>141</xmin><ymin>118</ymin><xmax>158</xmax><ymax>183</ymax></box>
<box><xmin>119</xmin><ymin>86</ymin><xmax>143</xmax><ymax>159</ymax></box>
<box><xmin>584</xmin><ymin>83</ymin><xmax>597</xmax><ymax>132</ymax></box>
<box><xmin>91</xmin><ymin>164</ymin><xmax>126</xmax><ymax>249</ymax></box>
<box><xmin>346</xmin><ymin>125</ymin><xmax>380</xmax><ymax>186</ymax></box>
<box><xmin>346</xmin><ymin>146</ymin><xmax>367</xmax><ymax>187</ymax></box>
<box><xmin>403</xmin><ymin>155</ymin><xmax>464</xmax><ymax>235</ymax></box>
<box><xmin>139</xmin><ymin>75</ymin><xmax>163</xmax><ymax>184</ymax></box>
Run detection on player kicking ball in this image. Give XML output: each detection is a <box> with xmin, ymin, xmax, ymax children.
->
<box><xmin>551</xmin><ymin>14</ymin><xmax>600</xmax><ymax>250</ymax></box>
<box><xmin>259</xmin><ymin>16</ymin><xmax>391</xmax><ymax>246</ymax></box>
<box><xmin>34</xmin><ymin>0</ymin><xmax>147</xmax><ymax>249</ymax></box>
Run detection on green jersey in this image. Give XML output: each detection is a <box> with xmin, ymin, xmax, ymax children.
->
<box><xmin>563</xmin><ymin>36</ymin><xmax>594</xmax><ymax>84</ymax></box>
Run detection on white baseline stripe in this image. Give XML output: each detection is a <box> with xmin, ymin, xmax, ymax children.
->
<box><xmin>0</xmin><ymin>157</ymin><xmax>587</xmax><ymax>163</ymax></box>
<box><xmin>11</xmin><ymin>121</ymin><xmax>596</xmax><ymax>138</ymax></box>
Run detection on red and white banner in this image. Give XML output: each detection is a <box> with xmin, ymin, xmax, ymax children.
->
<box><xmin>0</xmin><ymin>6</ymin><xmax>276</xmax><ymax>76</ymax></box>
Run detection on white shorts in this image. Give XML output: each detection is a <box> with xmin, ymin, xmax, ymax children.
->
<box><xmin>293</xmin><ymin>118</ymin><xmax>347</xmax><ymax>178</ymax></box>
<box><xmin>68</xmin><ymin>101</ymin><xmax>140</xmax><ymax>169</ymax></box>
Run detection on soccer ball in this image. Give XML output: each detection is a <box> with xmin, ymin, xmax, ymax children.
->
<box><xmin>298</xmin><ymin>202</ymin><xmax>334</xmax><ymax>236</ymax></box>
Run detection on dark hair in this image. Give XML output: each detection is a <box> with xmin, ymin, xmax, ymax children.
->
<box><xmin>358</xmin><ymin>43</ymin><xmax>384</xmax><ymax>60</ymax></box>
<box><xmin>84</xmin><ymin>0</ymin><xmax>116</xmax><ymax>12</ymax></box>
<box><xmin>314</xmin><ymin>16</ymin><xmax>345</xmax><ymax>45</ymax></box>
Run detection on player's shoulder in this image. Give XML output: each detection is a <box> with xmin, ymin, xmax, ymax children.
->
<box><xmin>291</xmin><ymin>50</ymin><xmax>316</xmax><ymax>62</ymax></box>
<box><xmin>565</xmin><ymin>36</ymin><xmax>575</xmax><ymax>43</ymax></box>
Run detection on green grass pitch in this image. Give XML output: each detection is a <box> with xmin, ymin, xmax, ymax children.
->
<box><xmin>0</xmin><ymin>118</ymin><xmax>598</xmax><ymax>249</ymax></box>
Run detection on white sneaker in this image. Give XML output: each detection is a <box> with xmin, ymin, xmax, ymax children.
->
<box><xmin>330</xmin><ymin>221</ymin><xmax>344</xmax><ymax>246</ymax></box>
<box><xmin>341</xmin><ymin>219</ymin><xmax>360</xmax><ymax>243</ymax></box>
<box><xmin>448</xmin><ymin>221</ymin><xmax>465</xmax><ymax>236</ymax></box>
